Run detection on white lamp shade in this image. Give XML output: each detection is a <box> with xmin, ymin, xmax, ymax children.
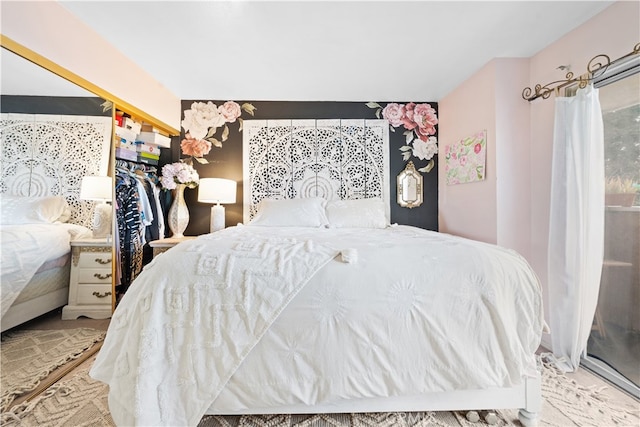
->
<box><xmin>80</xmin><ymin>175</ymin><xmax>112</xmax><ymax>201</ymax></box>
<box><xmin>198</xmin><ymin>178</ymin><xmax>237</xmax><ymax>204</ymax></box>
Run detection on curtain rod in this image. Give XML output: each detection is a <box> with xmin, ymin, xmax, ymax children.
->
<box><xmin>522</xmin><ymin>42</ymin><xmax>640</xmax><ymax>102</ymax></box>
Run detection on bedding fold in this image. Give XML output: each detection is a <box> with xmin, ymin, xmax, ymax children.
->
<box><xmin>90</xmin><ymin>229</ymin><xmax>340</xmax><ymax>426</ymax></box>
<box><xmin>0</xmin><ymin>223</ymin><xmax>90</xmax><ymax>317</ymax></box>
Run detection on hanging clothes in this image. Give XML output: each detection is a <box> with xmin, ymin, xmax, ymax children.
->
<box><xmin>114</xmin><ymin>160</ymin><xmax>168</xmax><ymax>300</ymax></box>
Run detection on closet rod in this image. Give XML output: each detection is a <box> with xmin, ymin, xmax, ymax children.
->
<box><xmin>522</xmin><ymin>42</ymin><xmax>640</xmax><ymax>102</ymax></box>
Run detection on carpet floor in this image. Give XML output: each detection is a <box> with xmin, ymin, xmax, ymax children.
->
<box><xmin>0</xmin><ymin>328</ymin><xmax>106</xmax><ymax>413</ymax></box>
<box><xmin>1</xmin><ymin>351</ymin><xmax>638</xmax><ymax>427</ymax></box>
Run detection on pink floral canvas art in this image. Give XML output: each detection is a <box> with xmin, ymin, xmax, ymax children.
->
<box><xmin>445</xmin><ymin>130</ymin><xmax>487</xmax><ymax>185</ymax></box>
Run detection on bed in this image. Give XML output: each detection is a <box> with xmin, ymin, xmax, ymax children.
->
<box><xmin>90</xmin><ymin>198</ymin><xmax>545</xmax><ymax>427</ymax></box>
<box><xmin>0</xmin><ymin>196</ymin><xmax>92</xmax><ymax>332</ymax></box>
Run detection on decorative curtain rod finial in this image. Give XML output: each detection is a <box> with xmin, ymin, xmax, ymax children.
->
<box><xmin>522</xmin><ymin>42</ymin><xmax>639</xmax><ymax>101</ymax></box>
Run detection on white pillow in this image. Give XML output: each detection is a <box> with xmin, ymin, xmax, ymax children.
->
<box><xmin>326</xmin><ymin>198</ymin><xmax>388</xmax><ymax>228</ymax></box>
<box><xmin>249</xmin><ymin>197</ymin><xmax>328</xmax><ymax>227</ymax></box>
<box><xmin>0</xmin><ymin>195</ymin><xmax>71</xmax><ymax>225</ymax></box>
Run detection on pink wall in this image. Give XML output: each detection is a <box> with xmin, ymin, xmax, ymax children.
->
<box><xmin>1</xmin><ymin>1</ymin><xmax>181</xmax><ymax>131</ymax></box>
<box><xmin>439</xmin><ymin>61</ymin><xmax>498</xmax><ymax>244</ymax></box>
<box><xmin>440</xmin><ymin>1</ymin><xmax>639</xmax><ymax>346</ymax></box>
<box><xmin>439</xmin><ymin>57</ymin><xmax>531</xmax><ymax>256</ymax></box>
<box><xmin>494</xmin><ymin>59</ymin><xmax>531</xmax><ymax>259</ymax></box>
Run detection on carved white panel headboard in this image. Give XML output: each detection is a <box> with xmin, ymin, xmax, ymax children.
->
<box><xmin>242</xmin><ymin>119</ymin><xmax>389</xmax><ymax>224</ymax></box>
<box><xmin>0</xmin><ymin>113</ymin><xmax>112</xmax><ymax>228</ymax></box>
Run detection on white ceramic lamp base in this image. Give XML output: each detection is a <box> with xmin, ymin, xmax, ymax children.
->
<box><xmin>211</xmin><ymin>204</ymin><xmax>225</xmax><ymax>232</ymax></box>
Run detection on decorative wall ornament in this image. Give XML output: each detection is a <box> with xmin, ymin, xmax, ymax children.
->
<box><xmin>366</xmin><ymin>102</ymin><xmax>438</xmax><ymax>173</ymax></box>
<box><xmin>397</xmin><ymin>161</ymin><xmax>423</xmax><ymax>208</ymax></box>
<box><xmin>242</xmin><ymin>119</ymin><xmax>390</xmax><ymax>223</ymax></box>
<box><xmin>445</xmin><ymin>130</ymin><xmax>487</xmax><ymax>185</ymax></box>
<box><xmin>0</xmin><ymin>113</ymin><xmax>112</xmax><ymax>228</ymax></box>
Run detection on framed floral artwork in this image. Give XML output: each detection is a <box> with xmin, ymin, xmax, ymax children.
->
<box><xmin>445</xmin><ymin>130</ymin><xmax>487</xmax><ymax>185</ymax></box>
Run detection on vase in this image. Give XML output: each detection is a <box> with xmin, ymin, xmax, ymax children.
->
<box><xmin>168</xmin><ymin>184</ymin><xmax>189</xmax><ymax>238</ymax></box>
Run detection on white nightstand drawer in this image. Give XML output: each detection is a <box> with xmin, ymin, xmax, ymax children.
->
<box><xmin>77</xmin><ymin>285</ymin><xmax>112</xmax><ymax>305</ymax></box>
<box><xmin>78</xmin><ymin>252</ymin><xmax>112</xmax><ymax>268</ymax></box>
<box><xmin>78</xmin><ymin>268</ymin><xmax>112</xmax><ymax>284</ymax></box>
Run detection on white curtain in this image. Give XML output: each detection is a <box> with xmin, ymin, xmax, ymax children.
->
<box><xmin>548</xmin><ymin>84</ymin><xmax>605</xmax><ymax>371</ymax></box>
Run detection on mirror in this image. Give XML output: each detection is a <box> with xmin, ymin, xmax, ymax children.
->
<box><xmin>1</xmin><ymin>45</ymin><xmax>115</xmax><ymax>329</ymax></box>
<box><xmin>397</xmin><ymin>161</ymin><xmax>423</xmax><ymax>209</ymax></box>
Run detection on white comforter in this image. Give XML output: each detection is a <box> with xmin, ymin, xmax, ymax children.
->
<box><xmin>90</xmin><ymin>225</ymin><xmax>544</xmax><ymax>427</ymax></box>
<box><xmin>0</xmin><ymin>223</ymin><xmax>91</xmax><ymax>317</ymax></box>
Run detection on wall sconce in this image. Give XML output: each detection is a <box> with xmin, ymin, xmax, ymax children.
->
<box><xmin>80</xmin><ymin>175</ymin><xmax>112</xmax><ymax>240</ymax></box>
<box><xmin>197</xmin><ymin>178</ymin><xmax>237</xmax><ymax>232</ymax></box>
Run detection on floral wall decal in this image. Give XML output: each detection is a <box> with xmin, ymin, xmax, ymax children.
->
<box><xmin>180</xmin><ymin>101</ymin><xmax>256</xmax><ymax>165</ymax></box>
<box><xmin>367</xmin><ymin>102</ymin><xmax>438</xmax><ymax>173</ymax></box>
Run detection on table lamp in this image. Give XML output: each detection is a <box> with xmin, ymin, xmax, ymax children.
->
<box><xmin>80</xmin><ymin>175</ymin><xmax>112</xmax><ymax>240</ymax></box>
<box><xmin>198</xmin><ymin>178</ymin><xmax>236</xmax><ymax>232</ymax></box>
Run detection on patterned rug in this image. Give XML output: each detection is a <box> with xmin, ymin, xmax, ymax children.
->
<box><xmin>0</xmin><ymin>328</ymin><xmax>106</xmax><ymax>413</ymax></box>
<box><xmin>1</xmin><ymin>354</ymin><xmax>638</xmax><ymax>426</ymax></box>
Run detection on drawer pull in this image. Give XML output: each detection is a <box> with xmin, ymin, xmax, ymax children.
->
<box><xmin>92</xmin><ymin>291</ymin><xmax>112</xmax><ymax>298</ymax></box>
<box><xmin>93</xmin><ymin>273</ymin><xmax>112</xmax><ymax>280</ymax></box>
<box><xmin>95</xmin><ymin>257</ymin><xmax>111</xmax><ymax>265</ymax></box>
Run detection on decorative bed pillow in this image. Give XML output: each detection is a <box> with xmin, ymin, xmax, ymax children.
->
<box><xmin>0</xmin><ymin>195</ymin><xmax>71</xmax><ymax>225</ymax></box>
<box><xmin>325</xmin><ymin>198</ymin><xmax>388</xmax><ymax>228</ymax></box>
<box><xmin>249</xmin><ymin>197</ymin><xmax>329</xmax><ymax>227</ymax></box>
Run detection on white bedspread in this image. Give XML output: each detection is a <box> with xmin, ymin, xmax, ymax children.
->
<box><xmin>90</xmin><ymin>225</ymin><xmax>544</xmax><ymax>426</ymax></box>
<box><xmin>0</xmin><ymin>223</ymin><xmax>91</xmax><ymax>317</ymax></box>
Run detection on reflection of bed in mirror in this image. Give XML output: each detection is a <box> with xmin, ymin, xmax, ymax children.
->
<box><xmin>0</xmin><ymin>46</ymin><xmax>112</xmax><ymax>331</ymax></box>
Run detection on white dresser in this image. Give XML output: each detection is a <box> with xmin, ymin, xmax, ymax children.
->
<box><xmin>62</xmin><ymin>238</ymin><xmax>113</xmax><ymax>320</ymax></box>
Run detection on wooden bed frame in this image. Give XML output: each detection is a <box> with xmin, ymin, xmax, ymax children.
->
<box><xmin>207</xmin><ymin>373</ymin><xmax>541</xmax><ymax>426</ymax></box>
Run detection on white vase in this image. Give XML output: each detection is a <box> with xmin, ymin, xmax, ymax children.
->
<box><xmin>168</xmin><ymin>183</ymin><xmax>189</xmax><ymax>238</ymax></box>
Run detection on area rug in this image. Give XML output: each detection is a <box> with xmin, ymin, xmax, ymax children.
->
<box><xmin>0</xmin><ymin>328</ymin><xmax>106</xmax><ymax>413</ymax></box>
<box><xmin>2</xmin><ymin>354</ymin><xmax>639</xmax><ymax>427</ymax></box>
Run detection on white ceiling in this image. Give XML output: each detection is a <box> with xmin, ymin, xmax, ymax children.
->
<box><xmin>10</xmin><ymin>1</ymin><xmax>617</xmax><ymax>101</ymax></box>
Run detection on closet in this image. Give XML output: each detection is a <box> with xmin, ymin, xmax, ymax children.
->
<box><xmin>114</xmin><ymin>161</ymin><xmax>171</xmax><ymax>302</ymax></box>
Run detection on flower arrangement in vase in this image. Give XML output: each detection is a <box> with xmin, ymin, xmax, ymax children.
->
<box><xmin>161</xmin><ymin>162</ymin><xmax>200</xmax><ymax>238</ymax></box>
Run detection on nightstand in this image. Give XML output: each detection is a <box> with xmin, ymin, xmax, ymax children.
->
<box><xmin>149</xmin><ymin>236</ymin><xmax>197</xmax><ymax>258</ymax></box>
<box><xmin>62</xmin><ymin>238</ymin><xmax>113</xmax><ymax>320</ymax></box>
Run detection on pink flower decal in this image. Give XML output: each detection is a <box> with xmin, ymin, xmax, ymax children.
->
<box><xmin>181</xmin><ymin>101</ymin><xmax>256</xmax><ymax>165</ymax></box>
<box><xmin>381</xmin><ymin>103</ymin><xmax>406</xmax><ymax>127</ymax></box>
<box><xmin>181</xmin><ymin>133</ymin><xmax>212</xmax><ymax>158</ymax></box>
<box><xmin>474</xmin><ymin>143</ymin><xmax>482</xmax><ymax>154</ymax></box>
<box><xmin>413</xmin><ymin>103</ymin><xmax>438</xmax><ymax>140</ymax></box>
<box><xmin>218</xmin><ymin>101</ymin><xmax>242</xmax><ymax>123</ymax></box>
<box><xmin>367</xmin><ymin>101</ymin><xmax>439</xmax><ymax>173</ymax></box>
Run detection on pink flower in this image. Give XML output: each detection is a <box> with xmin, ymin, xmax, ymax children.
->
<box><xmin>459</xmin><ymin>155</ymin><xmax>467</xmax><ymax>166</ymax></box>
<box><xmin>401</xmin><ymin>102</ymin><xmax>417</xmax><ymax>130</ymax></box>
<box><xmin>382</xmin><ymin>103</ymin><xmax>406</xmax><ymax>127</ymax></box>
<box><xmin>181</xmin><ymin>132</ymin><xmax>212</xmax><ymax>158</ymax></box>
<box><xmin>474</xmin><ymin>143</ymin><xmax>482</xmax><ymax>154</ymax></box>
<box><xmin>218</xmin><ymin>101</ymin><xmax>242</xmax><ymax>123</ymax></box>
<box><xmin>413</xmin><ymin>103</ymin><xmax>438</xmax><ymax>140</ymax></box>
